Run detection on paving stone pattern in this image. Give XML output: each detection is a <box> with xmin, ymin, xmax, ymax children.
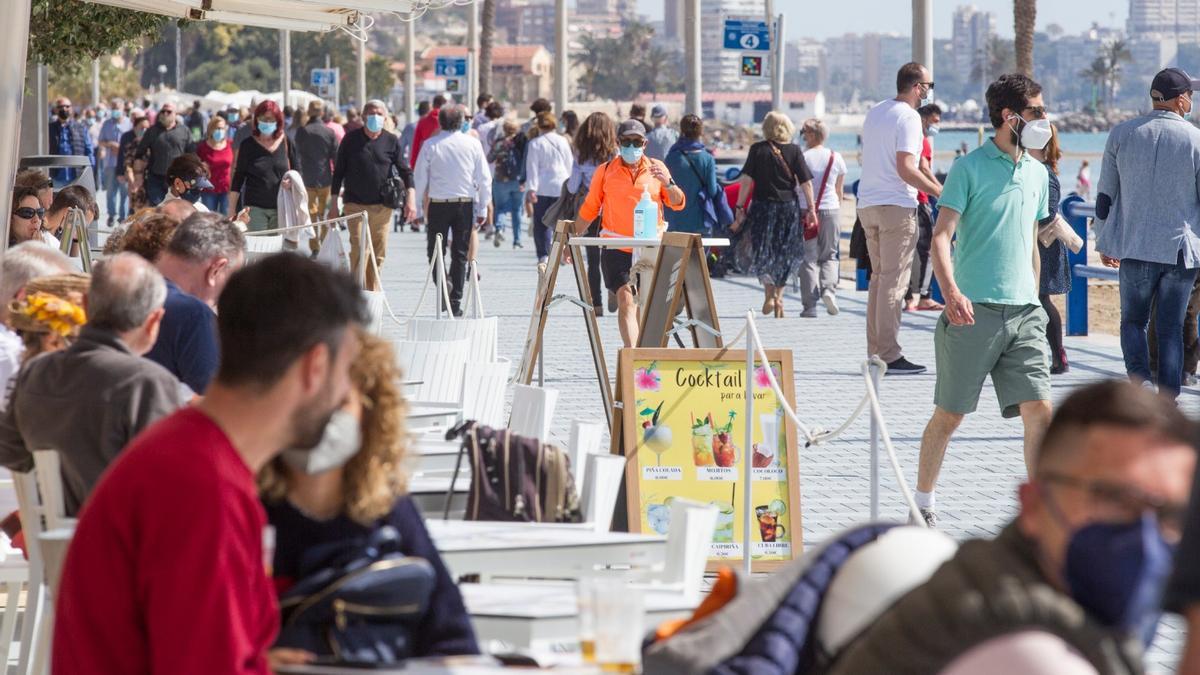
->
<box><xmin>378</xmin><ymin>228</ymin><xmax>1190</xmax><ymax>672</ymax></box>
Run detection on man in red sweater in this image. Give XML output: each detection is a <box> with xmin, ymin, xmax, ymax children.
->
<box><xmin>409</xmin><ymin>93</ymin><xmax>447</xmax><ymax>169</ymax></box>
<box><xmin>53</xmin><ymin>253</ymin><xmax>367</xmax><ymax>674</ymax></box>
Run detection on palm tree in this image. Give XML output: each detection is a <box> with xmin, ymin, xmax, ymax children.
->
<box><xmin>478</xmin><ymin>0</ymin><xmax>495</xmax><ymax>97</ymax></box>
<box><xmin>1080</xmin><ymin>56</ymin><xmax>1107</xmax><ymax>111</ymax></box>
<box><xmin>1101</xmin><ymin>39</ymin><xmax>1132</xmax><ymax>108</ymax></box>
<box><xmin>1014</xmin><ymin>0</ymin><xmax>1036</xmax><ymax>76</ymax></box>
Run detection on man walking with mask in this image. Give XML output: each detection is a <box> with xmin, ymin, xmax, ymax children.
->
<box><xmin>915</xmin><ymin>73</ymin><xmax>1054</xmax><ymax>527</ymax></box>
<box><xmin>830</xmin><ymin>380</ymin><xmax>1195</xmax><ymax>673</ymax></box>
<box><xmin>1095</xmin><ymin>68</ymin><xmax>1200</xmax><ymax>400</ymax></box>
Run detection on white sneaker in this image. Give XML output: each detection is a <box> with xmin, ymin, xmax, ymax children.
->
<box><xmin>822</xmin><ymin>290</ymin><xmax>840</xmax><ymax>316</ymax></box>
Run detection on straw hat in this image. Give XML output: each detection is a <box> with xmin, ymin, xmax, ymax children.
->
<box><xmin>9</xmin><ymin>273</ymin><xmax>90</xmax><ymax>337</ymax></box>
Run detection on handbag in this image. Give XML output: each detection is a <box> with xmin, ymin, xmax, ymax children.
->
<box><xmin>767</xmin><ymin>142</ymin><xmax>814</xmax><ymax>239</ymax></box>
<box><xmin>276</xmin><ymin>526</ymin><xmax>436</xmax><ymax>665</ymax></box>
<box><xmin>445</xmin><ymin>422</ymin><xmax>582</xmax><ymax>524</ymax></box>
<box><xmin>805</xmin><ymin>152</ymin><xmax>836</xmax><ymax>241</ymax></box>
<box><xmin>681</xmin><ymin>151</ymin><xmax>734</xmax><ymax>231</ymax></box>
<box><xmin>380</xmin><ymin>163</ymin><xmax>407</xmax><ymax>211</ymax></box>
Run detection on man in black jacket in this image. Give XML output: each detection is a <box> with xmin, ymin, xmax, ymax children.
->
<box><xmin>134</xmin><ymin>103</ymin><xmax>194</xmax><ymax>206</ymax></box>
<box><xmin>329</xmin><ymin>99</ymin><xmax>416</xmax><ymax>290</ymax></box>
<box><xmin>296</xmin><ymin>101</ymin><xmax>339</xmax><ymax>254</ymax></box>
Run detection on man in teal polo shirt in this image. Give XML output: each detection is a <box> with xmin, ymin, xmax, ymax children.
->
<box><xmin>912</xmin><ymin>73</ymin><xmax>1056</xmax><ymax>527</ymax></box>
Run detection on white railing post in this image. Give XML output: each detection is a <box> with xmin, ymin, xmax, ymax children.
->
<box><xmin>742</xmin><ymin>311</ymin><xmax>754</xmax><ymax>576</ymax></box>
<box><xmin>868</xmin><ymin>361</ymin><xmax>882</xmax><ymax>520</ymax></box>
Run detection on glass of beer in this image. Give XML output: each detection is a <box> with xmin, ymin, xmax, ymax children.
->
<box><xmin>592</xmin><ymin>578</ymin><xmax>643</xmax><ymax>672</ymax></box>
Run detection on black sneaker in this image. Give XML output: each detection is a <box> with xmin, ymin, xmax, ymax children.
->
<box><xmin>885</xmin><ymin>357</ymin><xmax>927</xmax><ymax>375</ymax></box>
<box><xmin>909</xmin><ymin>507</ymin><xmax>938</xmax><ymax>528</ymax></box>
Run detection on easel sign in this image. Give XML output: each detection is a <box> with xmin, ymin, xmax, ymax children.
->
<box><xmin>618</xmin><ymin>348</ymin><xmax>801</xmax><ymax>571</ymax></box>
<box><xmin>638</xmin><ymin>232</ymin><xmax>722</xmax><ymax>349</ymax></box>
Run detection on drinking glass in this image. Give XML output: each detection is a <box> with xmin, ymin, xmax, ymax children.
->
<box><xmin>592</xmin><ymin>578</ymin><xmax>643</xmax><ymax>673</ymax></box>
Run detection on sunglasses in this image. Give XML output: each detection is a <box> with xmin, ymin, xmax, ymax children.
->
<box><xmin>1040</xmin><ymin>471</ymin><xmax>1188</xmax><ymax>541</ymax></box>
<box><xmin>1023</xmin><ymin>105</ymin><xmax>1048</xmax><ymax>119</ymax></box>
<box><xmin>13</xmin><ymin>207</ymin><xmax>45</xmax><ymax>220</ymax></box>
<box><xmin>918</xmin><ymin>81</ymin><xmax>935</xmax><ymax>90</ymax></box>
<box><xmin>620</xmin><ymin>139</ymin><xmax>646</xmax><ymax>148</ymax></box>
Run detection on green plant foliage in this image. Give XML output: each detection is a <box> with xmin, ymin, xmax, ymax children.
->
<box><xmin>576</xmin><ymin>21</ymin><xmax>681</xmax><ymax>101</ymax></box>
<box><xmin>29</xmin><ymin>0</ymin><xmax>165</xmax><ymax>71</ymax></box>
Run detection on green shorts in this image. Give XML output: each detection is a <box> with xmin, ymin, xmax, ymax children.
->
<box><xmin>934</xmin><ymin>303</ymin><xmax>1051</xmax><ymax>418</ymax></box>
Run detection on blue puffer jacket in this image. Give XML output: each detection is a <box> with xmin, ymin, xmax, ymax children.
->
<box><xmin>710</xmin><ymin>523</ymin><xmax>897</xmax><ymax>675</ymax></box>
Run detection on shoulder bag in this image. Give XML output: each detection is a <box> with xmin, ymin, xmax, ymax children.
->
<box><xmin>380</xmin><ymin>142</ymin><xmax>408</xmax><ymax>211</ymax></box>
<box><xmin>681</xmin><ymin>151</ymin><xmax>734</xmax><ymax>231</ymax></box>
<box><xmin>276</xmin><ymin>526</ymin><xmax>436</xmax><ymax>665</ymax></box>
<box><xmin>767</xmin><ymin>142</ymin><xmax>819</xmax><ymax>240</ymax></box>
<box><xmin>805</xmin><ymin>151</ymin><xmax>836</xmax><ymax>241</ymax></box>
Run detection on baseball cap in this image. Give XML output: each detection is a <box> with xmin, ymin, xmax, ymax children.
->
<box><xmin>651</xmin><ymin>104</ymin><xmax>667</xmax><ymax>118</ymax></box>
<box><xmin>1151</xmin><ymin>67</ymin><xmax>1194</xmax><ymax>102</ymax></box>
<box><xmin>618</xmin><ymin>118</ymin><xmax>647</xmax><ymax>139</ymax></box>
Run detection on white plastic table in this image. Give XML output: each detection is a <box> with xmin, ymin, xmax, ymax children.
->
<box><xmin>426</xmin><ymin>519</ymin><xmax>666</xmax><ymax>582</ymax></box>
<box><xmin>461</xmin><ymin>582</ymin><xmax>696</xmax><ymax>651</ymax></box>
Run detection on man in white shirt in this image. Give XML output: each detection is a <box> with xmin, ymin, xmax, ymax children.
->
<box><xmin>857</xmin><ymin>62</ymin><xmax>944</xmax><ymax>375</ymax></box>
<box><xmin>524</xmin><ymin>112</ymin><xmax>575</xmax><ymax>265</ymax></box>
<box><xmin>414</xmin><ymin>105</ymin><xmax>493</xmax><ymax>316</ymax></box>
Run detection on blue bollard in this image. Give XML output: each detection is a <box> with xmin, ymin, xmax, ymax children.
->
<box><xmin>1061</xmin><ymin>196</ymin><xmax>1091</xmax><ymax>336</ymax></box>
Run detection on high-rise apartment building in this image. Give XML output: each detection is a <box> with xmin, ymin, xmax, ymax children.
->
<box><xmin>951</xmin><ymin>5</ymin><xmax>995</xmax><ymax>77</ymax></box>
<box><xmin>700</xmin><ymin>0</ymin><xmax>771</xmax><ymax>91</ymax></box>
<box><xmin>1128</xmin><ymin>0</ymin><xmax>1200</xmax><ymax>43</ymax></box>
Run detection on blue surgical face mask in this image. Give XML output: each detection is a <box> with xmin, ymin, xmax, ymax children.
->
<box><xmin>112</xmin><ymin>109</ymin><xmax>123</xmax><ymax>120</ymax></box>
<box><xmin>460</xmin><ymin>119</ymin><xmax>471</xmax><ymax>133</ymax></box>
<box><xmin>365</xmin><ymin>114</ymin><xmax>385</xmax><ymax>133</ymax></box>
<box><xmin>212</xmin><ymin>128</ymin><xmax>227</xmax><ymax>142</ymax></box>
<box><xmin>257</xmin><ymin>120</ymin><xmax>277</xmax><ymax>136</ymax></box>
<box><xmin>1063</xmin><ymin>513</ymin><xmax>1174</xmax><ymax>646</ymax></box>
<box><xmin>620</xmin><ymin>145</ymin><xmax>644</xmax><ymax>164</ymax></box>
<box><xmin>925</xmin><ymin>125</ymin><xmax>940</xmax><ymax>138</ymax></box>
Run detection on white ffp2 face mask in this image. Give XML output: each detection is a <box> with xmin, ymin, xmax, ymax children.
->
<box><xmin>1009</xmin><ymin>115</ymin><xmax>1052</xmax><ymax>151</ymax></box>
<box><xmin>279</xmin><ymin>409</ymin><xmax>362</xmax><ymax>475</ymax></box>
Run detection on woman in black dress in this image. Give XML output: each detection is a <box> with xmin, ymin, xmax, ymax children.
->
<box><xmin>730</xmin><ymin>111</ymin><xmax>817</xmax><ymax>317</ymax></box>
<box><xmin>1030</xmin><ymin>124</ymin><xmax>1070</xmax><ymax>374</ymax></box>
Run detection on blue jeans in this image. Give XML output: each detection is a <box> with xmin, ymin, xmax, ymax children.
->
<box><xmin>1119</xmin><ymin>253</ymin><xmax>1199</xmax><ymax>398</ymax></box>
<box><xmin>492</xmin><ymin>180</ymin><xmax>522</xmax><ymax>245</ymax></box>
<box><xmin>102</xmin><ymin>167</ymin><xmax>127</xmax><ymax>221</ymax></box>
<box><xmin>200</xmin><ymin>192</ymin><xmax>229</xmax><ymax>215</ymax></box>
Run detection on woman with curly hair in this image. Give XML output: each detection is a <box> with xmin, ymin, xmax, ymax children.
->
<box><xmin>259</xmin><ymin>332</ymin><xmax>479</xmax><ymax>665</ymax></box>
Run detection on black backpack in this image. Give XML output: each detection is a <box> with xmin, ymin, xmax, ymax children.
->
<box><xmin>276</xmin><ymin>526</ymin><xmax>436</xmax><ymax>665</ymax></box>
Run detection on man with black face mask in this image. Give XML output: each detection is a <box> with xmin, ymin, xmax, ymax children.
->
<box><xmin>48</xmin><ymin>96</ymin><xmax>96</xmax><ymax>187</ymax></box>
<box><xmin>828</xmin><ymin>380</ymin><xmax>1196</xmax><ymax>674</ymax></box>
<box><xmin>160</xmin><ymin>153</ymin><xmax>214</xmax><ymax>212</ymax></box>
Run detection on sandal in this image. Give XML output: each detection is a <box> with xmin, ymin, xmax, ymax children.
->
<box><xmin>762</xmin><ymin>297</ymin><xmax>776</xmax><ymax>316</ymax></box>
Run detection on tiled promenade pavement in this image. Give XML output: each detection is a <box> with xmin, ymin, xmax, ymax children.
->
<box><xmin>377</xmin><ymin>227</ymin><xmax>1192</xmax><ymax>672</ymax></box>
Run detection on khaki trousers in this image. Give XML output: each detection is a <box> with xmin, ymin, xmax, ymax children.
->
<box><xmin>308</xmin><ymin>186</ymin><xmax>332</xmax><ymax>254</ymax></box>
<box><xmin>859</xmin><ymin>205</ymin><xmax>918</xmax><ymax>363</ymax></box>
<box><xmin>345</xmin><ymin>202</ymin><xmax>394</xmax><ymax>291</ymax></box>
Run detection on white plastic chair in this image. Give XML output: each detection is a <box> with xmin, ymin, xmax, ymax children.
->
<box><xmin>0</xmin><ymin>470</ymin><xmax>28</xmax><ymax>672</ymax></box>
<box><xmin>631</xmin><ymin>498</ymin><xmax>718</xmax><ymax>602</ymax></box>
<box><xmin>393</xmin><ymin>339</ymin><xmax>470</xmax><ymax>406</ymax></box>
<box><xmin>31</xmin><ymin>452</ymin><xmax>68</xmax><ymax>533</ymax></box>
<box><xmin>407</xmin><ymin>317</ymin><xmax>499</xmax><ymax>364</ymax></box>
<box><xmin>579</xmin><ymin>453</ymin><xmax>625</xmax><ymax>534</ymax></box>
<box><xmin>460</xmin><ymin>361</ymin><xmax>511</xmax><ymax>428</ymax></box>
<box><xmin>508</xmin><ymin>384</ymin><xmax>558</xmax><ymax>442</ymax></box>
<box><xmin>13</xmin><ymin>472</ymin><xmax>50</xmax><ymax>675</ymax></box>
<box><xmin>243</xmin><ymin>233</ymin><xmax>284</xmax><ymax>262</ymax></box>
<box><xmin>567</xmin><ymin>420</ymin><xmax>605</xmax><ymax>489</ymax></box>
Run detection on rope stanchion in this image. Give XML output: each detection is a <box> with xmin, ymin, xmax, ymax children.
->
<box><xmin>737</xmin><ymin>311</ymin><xmax>926</xmax><ymax>526</ymax></box>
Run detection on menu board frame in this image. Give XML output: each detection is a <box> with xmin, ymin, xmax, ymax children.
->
<box><xmin>617</xmin><ymin>348</ymin><xmax>802</xmax><ymax>572</ymax></box>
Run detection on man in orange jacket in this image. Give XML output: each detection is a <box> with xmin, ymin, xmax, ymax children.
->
<box><xmin>578</xmin><ymin>118</ymin><xmax>685</xmax><ymax>347</ymax></box>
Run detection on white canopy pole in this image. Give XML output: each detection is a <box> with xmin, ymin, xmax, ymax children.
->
<box><xmin>1</xmin><ymin>0</ymin><xmax>34</xmax><ymax>255</ymax></box>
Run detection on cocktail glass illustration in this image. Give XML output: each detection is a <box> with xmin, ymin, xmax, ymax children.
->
<box><xmin>711</xmin><ymin>501</ymin><xmax>735</xmax><ymax>542</ymax></box>
<box><xmin>754</xmin><ymin>500</ymin><xmax>788</xmax><ymax>542</ymax></box>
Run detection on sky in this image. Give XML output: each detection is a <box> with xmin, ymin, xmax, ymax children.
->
<box><xmin>636</xmin><ymin>0</ymin><xmax>1130</xmax><ymax>39</ymax></box>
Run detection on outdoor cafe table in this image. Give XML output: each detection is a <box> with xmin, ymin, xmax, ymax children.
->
<box><xmin>460</xmin><ymin>581</ymin><xmax>696</xmax><ymax>651</ymax></box>
<box><xmin>279</xmin><ymin>657</ymin><xmax>603</xmax><ymax>674</ymax></box>
<box><xmin>425</xmin><ymin>519</ymin><xmax>667</xmax><ymax>582</ymax></box>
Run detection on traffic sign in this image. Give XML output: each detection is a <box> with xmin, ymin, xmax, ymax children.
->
<box><xmin>435</xmin><ymin>57</ymin><xmax>468</xmax><ymax>78</ymax></box>
<box><xmin>740</xmin><ymin>54</ymin><xmax>765</xmax><ymax>79</ymax></box>
<box><xmin>311</xmin><ymin>68</ymin><xmax>337</xmax><ymax>87</ymax></box>
<box><xmin>723</xmin><ymin>18</ymin><xmax>770</xmax><ymax>52</ymax></box>
<box><xmin>445</xmin><ymin>78</ymin><xmax>462</xmax><ymax>93</ymax></box>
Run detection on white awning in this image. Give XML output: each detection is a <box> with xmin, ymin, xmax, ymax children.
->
<box><xmin>81</xmin><ymin>0</ymin><xmax>416</xmax><ymax>31</ymax></box>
